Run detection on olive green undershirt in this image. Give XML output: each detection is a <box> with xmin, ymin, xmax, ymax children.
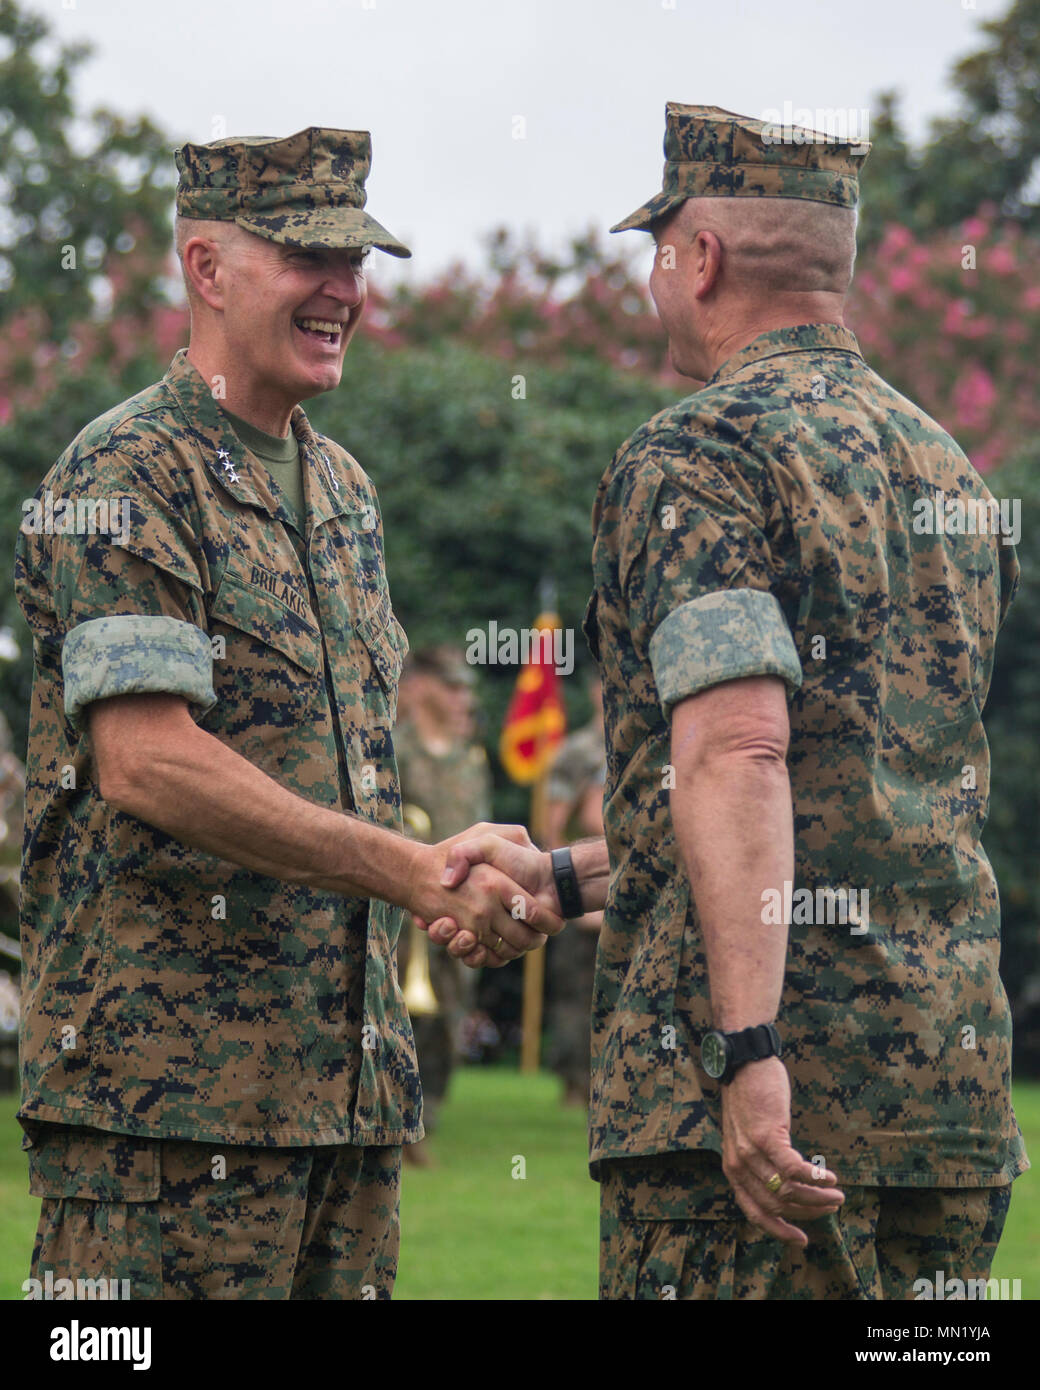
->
<box><xmin>221</xmin><ymin>406</ymin><xmax>304</xmax><ymax>536</ymax></box>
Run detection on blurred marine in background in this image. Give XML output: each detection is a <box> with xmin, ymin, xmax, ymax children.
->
<box><xmin>544</xmin><ymin>674</ymin><xmax>605</xmax><ymax>1107</ymax></box>
<box><xmin>395</xmin><ymin>647</ymin><xmax>492</xmax><ymax>1161</ymax></box>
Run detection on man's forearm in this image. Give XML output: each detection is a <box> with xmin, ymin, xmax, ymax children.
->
<box><xmin>103</xmin><ymin>717</ymin><xmax>422</xmax><ymax>908</ymax></box>
<box><xmin>671</xmin><ymin>750</ymin><xmax>793</xmax><ymax>1031</ymax></box>
<box><xmin>568</xmin><ymin>837</ymin><xmax>611</xmax><ymax>913</ymax></box>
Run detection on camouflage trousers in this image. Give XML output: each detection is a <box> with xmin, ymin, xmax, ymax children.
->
<box><xmin>599</xmin><ymin>1152</ymin><xmax>1012</xmax><ymax>1300</ymax></box>
<box><xmin>27</xmin><ymin>1123</ymin><xmax>400</xmax><ymax>1300</ymax></box>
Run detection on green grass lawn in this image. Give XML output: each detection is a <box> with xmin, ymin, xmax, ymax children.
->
<box><xmin>1</xmin><ymin>1072</ymin><xmax>1037</xmax><ymax>1300</ymax></box>
<box><xmin>395</xmin><ymin>1067</ymin><xmax>598</xmax><ymax>1300</ymax></box>
<box><xmin>989</xmin><ymin>1083</ymin><xmax>1039</xmax><ymax>1295</ymax></box>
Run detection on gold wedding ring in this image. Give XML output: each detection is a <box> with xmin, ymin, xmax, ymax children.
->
<box><xmin>491</xmin><ymin>935</ymin><xmax>504</xmax><ymax>953</ymax></box>
<box><xmin>766</xmin><ymin>1173</ymin><xmax>783</xmax><ymax>1194</ymax></box>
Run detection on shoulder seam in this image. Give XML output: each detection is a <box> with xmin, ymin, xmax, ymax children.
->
<box><xmin>63</xmin><ymin>381</ymin><xmax>181</xmax><ymax>467</ymax></box>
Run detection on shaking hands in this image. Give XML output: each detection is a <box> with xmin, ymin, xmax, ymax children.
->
<box><xmin>404</xmin><ymin>824</ymin><xmax>562</xmax><ymax>967</ymax></box>
<box><xmin>410</xmin><ymin>828</ymin><xmax>610</xmax><ymax>968</ymax></box>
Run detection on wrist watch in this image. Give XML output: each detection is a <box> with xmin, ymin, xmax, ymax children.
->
<box><xmin>549</xmin><ymin>847</ymin><xmax>585</xmax><ymax>919</ymax></box>
<box><xmin>700</xmin><ymin>1023</ymin><xmax>782</xmax><ymax>1086</ymax></box>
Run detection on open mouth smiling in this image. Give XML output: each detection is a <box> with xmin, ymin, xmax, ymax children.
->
<box><xmin>294</xmin><ymin>317</ymin><xmax>343</xmax><ymax>345</ymax></box>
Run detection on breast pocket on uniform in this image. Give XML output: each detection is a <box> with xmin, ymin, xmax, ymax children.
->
<box><xmin>206</xmin><ymin>568</ymin><xmax>323</xmax><ymax>727</ymax></box>
<box><xmin>360</xmin><ymin>610</ymin><xmax>406</xmax><ymax>725</ymax></box>
<box><xmin>326</xmin><ymin>511</ymin><xmax>393</xmax><ymax>635</ymax></box>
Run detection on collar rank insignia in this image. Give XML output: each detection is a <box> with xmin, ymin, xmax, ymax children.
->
<box><xmin>216</xmin><ymin>447</ymin><xmax>240</xmax><ymax>485</ymax></box>
<box><xmin>320</xmin><ymin>452</ymin><xmax>340</xmax><ymax>492</ymax></box>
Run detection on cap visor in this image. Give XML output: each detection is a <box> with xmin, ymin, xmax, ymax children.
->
<box><xmin>237</xmin><ymin>207</ymin><xmax>411</xmax><ymax>258</ymax></box>
<box><xmin>610</xmin><ymin>190</ymin><xmax>686</xmax><ymax>234</ymax></box>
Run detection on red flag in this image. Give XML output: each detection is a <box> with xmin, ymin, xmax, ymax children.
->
<box><xmin>498</xmin><ymin>612</ymin><xmax>566</xmax><ymax>785</ymax></box>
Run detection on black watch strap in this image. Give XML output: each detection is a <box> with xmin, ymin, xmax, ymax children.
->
<box><xmin>723</xmin><ymin>1023</ymin><xmax>782</xmax><ymax>1083</ymax></box>
<box><xmin>550</xmin><ymin>848</ymin><xmax>584</xmax><ymax>919</ymax></box>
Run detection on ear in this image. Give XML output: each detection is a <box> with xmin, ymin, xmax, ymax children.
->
<box><xmin>182</xmin><ymin>235</ymin><xmax>227</xmax><ymax>312</ymax></box>
<box><xmin>691</xmin><ymin>228</ymin><xmax>724</xmax><ymax>300</ymax></box>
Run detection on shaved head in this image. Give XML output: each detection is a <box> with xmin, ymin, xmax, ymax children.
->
<box><xmin>666</xmin><ymin>196</ymin><xmax>858</xmax><ymax>295</ymax></box>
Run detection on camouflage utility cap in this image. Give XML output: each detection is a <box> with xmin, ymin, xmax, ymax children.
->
<box><xmin>175</xmin><ymin>126</ymin><xmax>411</xmax><ymax>257</ymax></box>
<box><xmin>612</xmin><ymin>102</ymin><xmax>871</xmax><ymax>233</ymax></box>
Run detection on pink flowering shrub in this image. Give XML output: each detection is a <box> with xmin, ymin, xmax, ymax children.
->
<box><xmin>846</xmin><ymin>207</ymin><xmax>1040</xmax><ymax>473</ymax></box>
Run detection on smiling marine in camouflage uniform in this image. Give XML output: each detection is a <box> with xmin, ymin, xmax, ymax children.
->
<box><xmin>15</xmin><ymin>127</ymin><xmax>557</xmax><ymax>1301</ymax></box>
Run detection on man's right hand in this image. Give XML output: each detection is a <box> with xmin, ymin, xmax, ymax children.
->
<box><xmin>416</xmin><ymin>834</ymin><xmax>561</xmax><ymax>968</ymax></box>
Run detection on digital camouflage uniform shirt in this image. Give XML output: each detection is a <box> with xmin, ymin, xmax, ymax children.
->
<box><xmin>15</xmin><ymin>349</ymin><xmax>421</xmax><ymax>1148</ymax></box>
<box><xmin>583</xmin><ymin>322</ymin><xmax>1027</xmax><ymax>1190</ymax></box>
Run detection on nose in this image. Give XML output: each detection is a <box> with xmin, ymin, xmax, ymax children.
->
<box><xmin>323</xmin><ymin>259</ymin><xmax>366</xmax><ymax>307</ymax></box>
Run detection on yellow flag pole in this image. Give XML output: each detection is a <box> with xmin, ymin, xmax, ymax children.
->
<box><xmin>520</xmin><ymin>769</ymin><xmax>548</xmax><ymax>1074</ymax></box>
<box><xmin>514</xmin><ymin>598</ymin><xmax>559</xmax><ymax>1075</ymax></box>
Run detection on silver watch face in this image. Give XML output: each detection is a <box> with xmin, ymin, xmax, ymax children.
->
<box><xmin>701</xmin><ymin>1032</ymin><xmax>727</xmax><ymax>1079</ymax></box>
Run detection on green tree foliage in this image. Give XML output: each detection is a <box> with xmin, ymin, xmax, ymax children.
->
<box><xmin>859</xmin><ymin>0</ymin><xmax>1040</xmax><ymax>248</ymax></box>
<box><xmin>0</xmin><ymin>0</ymin><xmax>179</xmax><ymax>759</ymax></box>
<box><xmin>846</xmin><ymin>212</ymin><xmax>1040</xmax><ymax>473</ymax></box>
<box><xmin>366</xmin><ymin>226</ymin><xmax>675</xmax><ymax>382</ymax></box>
<box><xmin>309</xmin><ymin>338</ymin><xmax>676</xmax><ymax>822</ymax></box>
<box><xmin>979</xmin><ymin>449</ymin><xmax>1040</xmax><ymax>1066</ymax></box>
<box><xmin>0</xmin><ymin>0</ymin><xmax>176</xmax><ymax>360</ymax></box>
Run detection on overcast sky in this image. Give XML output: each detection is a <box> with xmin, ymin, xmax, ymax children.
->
<box><xmin>27</xmin><ymin>0</ymin><xmax>1003</xmax><ymax>287</ymax></box>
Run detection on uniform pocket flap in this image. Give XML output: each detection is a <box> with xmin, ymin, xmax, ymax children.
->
<box><xmin>607</xmin><ymin>1152</ymin><xmax>741</xmax><ymax>1222</ymax></box>
<box><xmin>28</xmin><ymin>1126</ymin><xmax>160</xmax><ymax>1203</ymax></box>
<box><xmin>364</xmin><ymin>612</ymin><xmax>406</xmax><ymax>691</ymax></box>
<box><xmin>209</xmin><ymin>570</ymin><xmax>321</xmax><ymax>676</ymax></box>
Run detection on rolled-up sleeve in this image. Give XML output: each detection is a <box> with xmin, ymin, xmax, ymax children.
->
<box><xmin>32</xmin><ymin>446</ymin><xmax>215</xmax><ymax>733</ymax></box>
<box><xmin>63</xmin><ymin>615</ymin><xmax>216</xmax><ymax>731</ymax></box>
<box><xmin>650</xmin><ymin>588</ymin><xmax>801</xmax><ymax>716</ymax></box>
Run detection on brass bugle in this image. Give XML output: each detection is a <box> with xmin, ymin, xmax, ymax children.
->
<box><xmin>400</xmin><ymin>802</ymin><xmax>439</xmax><ymax>1016</ymax></box>
<box><xmin>402</xmin><ymin>921</ymin><xmax>439</xmax><ymax>1017</ymax></box>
